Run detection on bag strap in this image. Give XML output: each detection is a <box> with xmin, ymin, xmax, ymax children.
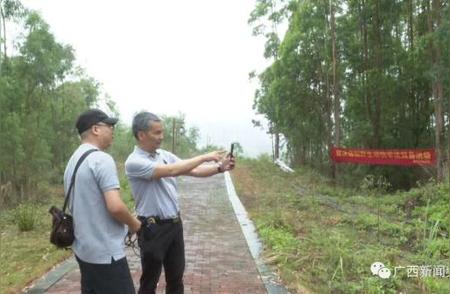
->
<box><xmin>62</xmin><ymin>149</ymin><xmax>98</xmax><ymax>212</ymax></box>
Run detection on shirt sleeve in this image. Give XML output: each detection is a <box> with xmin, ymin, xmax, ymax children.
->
<box><xmin>164</xmin><ymin>151</ymin><xmax>181</xmax><ymax>164</ymax></box>
<box><xmin>125</xmin><ymin>155</ymin><xmax>156</xmax><ymax>179</ymax></box>
<box><xmin>90</xmin><ymin>152</ymin><xmax>120</xmax><ymax>193</ymax></box>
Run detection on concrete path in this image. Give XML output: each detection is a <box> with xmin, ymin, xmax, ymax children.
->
<box><xmin>25</xmin><ymin>173</ymin><xmax>283</xmax><ymax>293</ymax></box>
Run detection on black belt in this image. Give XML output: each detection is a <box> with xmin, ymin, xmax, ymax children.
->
<box><xmin>138</xmin><ymin>214</ymin><xmax>181</xmax><ymax>225</ymax></box>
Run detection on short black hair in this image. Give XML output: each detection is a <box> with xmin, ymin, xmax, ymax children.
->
<box><xmin>132</xmin><ymin>111</ymin><xmax>161</xmax><ymax>139</ymax></box>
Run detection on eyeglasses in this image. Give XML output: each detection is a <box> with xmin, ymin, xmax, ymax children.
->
<box><xmin>95</xmin><ymin>123</ymin><xmax>115</xmax><ymax>130</ymax></box>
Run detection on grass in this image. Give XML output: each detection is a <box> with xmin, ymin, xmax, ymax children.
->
<box><xmin>231</xmin><ymin>156</ymin><xmax>449</xmax><ymax>293</ymax></box>
<box><xmin>0</xmin><ymin>192</ymin><xmax>72</xmax><ymax>294</ymax></box>
<box><xmin>0</xmin><ymin>163</ymin><xmax>136</xmax><ymax>294</ymax></box>
<box><xmin>2</xmin><ymin>155</ymin><xmax>447</xmax><ymax>293</ymax></box>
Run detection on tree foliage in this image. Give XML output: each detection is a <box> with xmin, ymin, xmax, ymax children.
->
<box><xmin>0</xmin><ymin>2</ymin><xmax>205</xmax><ymax>207</ymax></box>
<box><xmin>160</xmin><ymin>114</ymin><xmax>200</xmax><ymax>158</ymax></box>
<box><xmin>250</xmin><ymin>0</ymin><xmax>450</xmax><ymax>188</ymax></box>
<box><xmin>109</xmin><ymin>113</ymin><xmax>201</xmax><ymax>162</ymax></box>
<box><xmin>0</xmin><ymin>5</ymin><xmax>102</xmax><ymax>206</ymax></box>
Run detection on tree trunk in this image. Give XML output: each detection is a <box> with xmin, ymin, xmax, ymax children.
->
<box><xmin>373</xmin><ymin>0</ymin><xmax>383</xmax><ymax>148</ymax></box>
<box><xmin>321</xmin><ymin>0</ymin><xmax>334</xmax><ymax>177</ymax></box>
<box><xmin>0</xmin><ymin>1</ymin><xmax>3</xmax><ymax>73</ymax></box>
<box><xmin>409</xmin><ymin>0</ymin><xmax>414</xmax><ymax>50</ymax></box>
<box><xmin>330</xmin><ymin>0</ymin><xmax>339</xmax><ymax>180</ymax></box>
<box><xmin>271</xmin><ymin>132</ymin><xmax>275</xmax><ymax>161</ymax></box>
<box><xmin>409</xmin><ymin>0</ymin><xmax>421</xmax><ymax>147</ymax></box>
<box><xmin>0</xmin><ymin>2</ymin><xmax>2</xmax><ymax>73</ymax></box>
<box><xmin>447</xmin><ymin>2</ymin><xmax>450</xmax><ymax>285</ymax></box>
<box><xmin>172</xmin><ymin>118</ymin><xmax>176</xmax><ymax>154</ymax></box>
<box><xmin>361</xmin><ymin>0</ymin><xmax>371</xmax><ymax>147</ymax></box>
<box><xmin>274</xmin><ymin>132</ymin><xmax>280</xmax><ymax>160</ymax></box>
<box><xmin>0</xmin><ymin>2</ymin><xmax>6</xmax><ymax>61</ymax></box>
<box><xmin>429</xmin><ymin>0</ymin><xmax>444</xmax><ymax>181</ymax></box>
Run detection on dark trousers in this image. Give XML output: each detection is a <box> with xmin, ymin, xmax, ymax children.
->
<box><xmin>75</xmin><ymin>255</ymin><xmax>135</xmax><ymax>294</ymax></box>
<box><xmin>137</xmin><ymin>221</ymin><xmax>185</xmax><ymax>294</ymax></box>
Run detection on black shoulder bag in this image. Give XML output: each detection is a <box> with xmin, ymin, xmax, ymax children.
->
<box><xmin>49</xmin><ymin>149</ymin><xmax>97</xmax><ymax>248</ymax></box>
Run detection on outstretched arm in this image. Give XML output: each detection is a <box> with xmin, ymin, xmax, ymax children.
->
<box><xmin>151</xmin><ymin>151</ymin><xmax>226</xmax><ymax>180</ymax></box>
<box><xmin>187</xmin><ymin>155</ymin><xmax>235</xmax><ymax>177</ymax></box>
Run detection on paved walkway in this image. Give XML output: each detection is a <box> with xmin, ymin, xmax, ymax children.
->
<box><xmin>25</xmin><ymin>173</ymin><xmax>274</xmax><ymax>293</ymax></box>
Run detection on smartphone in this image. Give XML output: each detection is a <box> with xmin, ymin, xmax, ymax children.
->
<box><xmin>230</xmin><ymin>143</ymin><xmax>235</xmax><ymax>158</ymax></box>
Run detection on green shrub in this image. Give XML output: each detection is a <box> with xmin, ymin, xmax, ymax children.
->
<box><xmin>14</xmin><ymin>203</ymin><xmax>37</xmax><ymax>232</ymax></box>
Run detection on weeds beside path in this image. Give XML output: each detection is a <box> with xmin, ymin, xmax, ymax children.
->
<box><xmin>231</xmin><ymin>157</ymin><xmax>449</xmax><ymax>293</ymax></box>
<box><xmin>0</xmin><ymin>194</ymin><xmax>72</xmax><ymax>294</ymax></box>
<box><xmin>0</xmin><ymin>164</ymin><xmax>135</xmax><ymax>294</ymax></box>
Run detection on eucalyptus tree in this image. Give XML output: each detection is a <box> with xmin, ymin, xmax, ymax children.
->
<box><xmin>250</xmin><ymin>0</ymin><xmax>344</xmax><ymax>176</ymax></box>
<box><xmin>249</xmin><ymin>0</ymin><xmax>289</xmax><ymax>160</ymax></box>
<box><xmin>250</xmin><ymin>0</ymin><xmax>449</xmax><ymax>187</ymax></box>
<box><xmin>0</xmin><ymin>0</ymin><xmax>26</xmax><ymax>73</ymax></box>
<box><xmin>426</xmin><ymin>0</ymin><xmax>446</xmax><ymax>181</ymax></box>
<box><xmin>0</xmin><ymin>9</ymin><xmax>101</xmax><ymax>205</ymax></box>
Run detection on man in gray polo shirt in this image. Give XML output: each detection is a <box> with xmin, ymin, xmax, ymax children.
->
<box><xmin>125</xmin><ymin>111</ymin><xmax>235</xmax><ymax>294</ymax></box>
<box><xmin>65</xmin><ymin>109</ymin><xmax>142</xmax><ymax>294</ymax></box>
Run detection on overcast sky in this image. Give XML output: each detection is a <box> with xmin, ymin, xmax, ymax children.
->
<box><xmin>21</xmin><ymin>0</ymin><xmax>273</xmax><ymax>157</ymax></box>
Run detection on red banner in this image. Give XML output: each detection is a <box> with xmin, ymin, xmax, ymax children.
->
<box><xmin>331</xmin><ymin>147</ymin><xmax>436</xmax><ymax>166</ymax></box>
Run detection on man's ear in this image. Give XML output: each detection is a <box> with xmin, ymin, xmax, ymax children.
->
<box><xmin>137</xmin><ymin>131</ymin><xmax>145</xmax><ymax>141</ymax></box>
<box><xmin>90</xmin><ymin>125</ymin><xmax>100</xmax><ymax>136</ymax></box>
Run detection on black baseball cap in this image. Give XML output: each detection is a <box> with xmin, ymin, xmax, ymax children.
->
<box><xmin>76</xmin><ymin>109</ymin><xmax>118</xmax><ymax>134</ymax></box>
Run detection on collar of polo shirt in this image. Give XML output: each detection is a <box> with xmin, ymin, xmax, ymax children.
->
<box><xmin>135</xmin><ymin>146</ymin><xmax>160</xmax><ymax>158</ymax></box>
